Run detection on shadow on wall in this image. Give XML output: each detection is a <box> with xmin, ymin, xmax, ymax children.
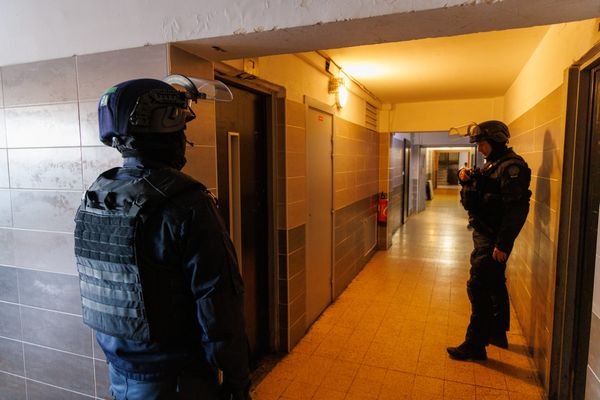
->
<box><xmin>529</xmin><ymin>129</ymin><xmax>555</xmax><ymax>365</ymax></box>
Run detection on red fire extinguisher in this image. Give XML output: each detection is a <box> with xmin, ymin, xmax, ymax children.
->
<box><xmin>377</xmin><ymin>192</ymin><xmax>388</xmax><ymax>223</ymax></box>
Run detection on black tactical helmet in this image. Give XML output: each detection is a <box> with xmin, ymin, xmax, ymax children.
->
<box><xmin>98</xmin><ymin>74</ymin><xmax>232</xmax><ymax>147</ymax></box>
<box><xmin>466</xmin><ymin>120</ymin><xmax>510</xmax><ymax>144</ymax></box>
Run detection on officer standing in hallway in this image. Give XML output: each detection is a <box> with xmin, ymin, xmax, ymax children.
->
<box><xmin>74</xmin><ymin>75</ymin><xmax>251</xmax><ymax>399</ymax></box>
<box><xmin>447</xmin><ymin>120</ymin><xmax>531</xmax><ymax>361</ymax></box>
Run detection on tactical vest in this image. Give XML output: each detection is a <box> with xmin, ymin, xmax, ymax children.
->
<box><xmin>74</xmin><ymin>167</ymin><xmax>206</xmax><ymax>342</ymax></box>
<box><xmin>461</xmin><ymin>151</ymin><xmax>529</xmax><ymax>210</ymax></box>
<box><xmin>477</xmin><ymin>151</ymin><xmax>530</xmax><ymax>211</ymax></box>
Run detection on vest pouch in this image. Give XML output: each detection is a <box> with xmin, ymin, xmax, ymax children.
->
<box><xmin>75</xmin><ymin>209</ymin><xmax>151</xmax><ymax>341</ymax></box>
<box><xmin>460</xmin><ymin>185</ymin><xmax>480</xmax><ymax>211</ymax></box>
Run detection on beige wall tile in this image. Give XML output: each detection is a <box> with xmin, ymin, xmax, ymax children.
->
<box><xmin>286</xmin><ymin>152</ymin><xmax>306</xmax><ymax>178</ymax></box>
<box><xmin>533</xmin><ymin>118</ymin><xmax>562</xmax><ymax>152</ymax></box>
<box><xmin>2</xmin><ymin>58</ymin><xmax>77</xmax><ymax>107</ymax></box>
<box><xmin>79</xmin><ymin>101</ymin><xmax>100</xmax><ymax>147</ymax></box>
<box><xmin>287</xmin><ymin>177</ymin><xmax>306</xmax><ymax>203</ymax></box>
<box><xmin>189</xmin><ymin>101</ymin><xmax>216</xmax><ymax>147</ymax></box>
<box><xmin>0</xmin><ymin>150</ymin><xmax>8</xmax><ymax>188</ymax></box>
<box><xmin>0</xmin><ymin>189</ymin><xmax>11</xmax><ymax>227</ymax></box>
<box><xmin>77</xmin><ymin>45</ymin><xmax>168</xmax><ymax>101</ymax></box>
<box><xmin>0</xmin><ymin>68</ymin><xmax>3</xmax><ymax>107</ymax></box>
<box><xmin>286</xmin><ymin>100</ymin><xmax>305</xmax><ymax>129</ymax></box>
<box><xmin>534</xmin><ymin>87</ymin><xmax>564</xmax><ymax>126</ymax></box>
<box><xmin>81</xmin><ymin>146</ymin><xmax>122</xmax><ymax>189</ymax></box>
<box><xmin>8</xmin><ymin>148</ymin><xmax>82</xmax><ymax>190</ymax></box>
<box><xmin>182</xmin><ymin>145</ymin><xmax>217</xmax><ymax>190</ymax></box>
<box><xmin>0</xmin><ymin>109</ymin><xmax>6</xmax><ymax>148</ymax></box>
<box><xmin>510</xmin><ymin>108</ymin><xmax>535</xmax><ymax>137</ymax></box>
<box><xmin>286</xmin><ymin>125</ymin><xmax>306</xmax><ymax>153</ymax></box>
<box><xmin>5</xmin><ymin>104</ymin><xmax>80</xmax><ymax>148</ymax></box>
<box><xmin>287</xmin><ymin>200</ymin><xmax>306</xmax><ymax>229</ymax></box>
<box><xmin>169</xmin><ymin>46</ymin><xmax>216</xmax><ymax>147</ymax></box>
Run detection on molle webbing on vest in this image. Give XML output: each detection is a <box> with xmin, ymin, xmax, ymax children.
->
<box><xmin>75</xmin><ymin>202</ymin><xmax>149</xmax><ymax>340</ymax></box>
<box><xmin>74</xmin><ymin>167</ymin><xmax>205</xmax><ymax>342</ymax></box>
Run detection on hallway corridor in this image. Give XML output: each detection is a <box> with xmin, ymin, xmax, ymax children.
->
<box><xmin>252</xmin><ymin>189</ymin><xmax>545</xmax><ymax>400</ymax></box>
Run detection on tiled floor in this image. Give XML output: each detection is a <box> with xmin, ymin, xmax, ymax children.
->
<box><xmin>252</xmin><ymin>188</ymin><xmax>545</xmax><ymax>400</ymax></box>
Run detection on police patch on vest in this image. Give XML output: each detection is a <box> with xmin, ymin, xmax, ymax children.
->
<box><xmin>508</xmin><ymin>165</ymin><xmax>520</xmax><ymax>178</ymax></box>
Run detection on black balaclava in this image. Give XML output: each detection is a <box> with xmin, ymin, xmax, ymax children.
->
<box><xmin>120</xmin><ymin>131</ymin><xmax>187</xmax><ymax>170</ymax></box>
<box><xmin>486</xmin><ymin>140</ymin><xmax>509</xmax><ymax>162</ymax></box>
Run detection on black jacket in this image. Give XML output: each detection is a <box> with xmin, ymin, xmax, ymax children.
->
<box><xmin>461</xmin><ymin>148</ymin><xmax>531</xmax><ymax>254</ymax></box>
<box><xmin>84</xmin><ymin>159</ymin><xmax>249</xmax><ymax>389</ymax></box>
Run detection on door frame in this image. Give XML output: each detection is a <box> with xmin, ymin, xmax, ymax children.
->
<box><xmin>402</xmin><ymin>138</ymin><xmax>411</xmax><ymax>223</ymax></box>
<box><xmin>550</xmin><ymin>45</ymin><xmax>600</xmax><ymax>400</ymax></box>
<box><xmin>214</xmin><ymin>69</ymin><xmax>285</xmax><ymax>352</ymax></box>
<box><xmin>303</xmin><ymin>96</ymin><xmax>336</xmax><ymax>322</ymax></box>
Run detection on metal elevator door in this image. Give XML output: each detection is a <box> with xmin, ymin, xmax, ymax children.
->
<box><xmin>216</xmin><ymin>84</ymin><xmax>268</xmax><ymax>366</ymax></box>
<box><xmin>306</xmin><ymin>107</ymin><xmax>333</xmax><ymax>326</ymax></box>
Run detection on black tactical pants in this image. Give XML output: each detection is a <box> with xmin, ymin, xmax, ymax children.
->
<box><xmin>465</xmin><ymin>231</ymin><xmax>510</xmax><ymax>347</ymax></box>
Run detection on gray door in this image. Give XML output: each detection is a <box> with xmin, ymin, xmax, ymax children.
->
<box><xmin>306</xmin><ymin>107</ymin><xmax>333</xmax><ymax>326</ymax></box>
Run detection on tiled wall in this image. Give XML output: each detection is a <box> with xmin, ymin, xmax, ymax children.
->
<box><xmin>333</xmin><ymin>118</ymin><xmax>379</xmax><ymax>297</ymax></box>
<box><xmin>278</xmin><ymin>99</ymin><xmax>307</xmax><ymax>351</ymax></box>
<box><xmin>585</xmin><ymin>198</ymin><xmax>600</xmax><ymax>399</ymax></box>
<box><xmin>277</xmin><ymin>101</ymin><xmax>380</xmax><ymax>350</ymax></box>
<box><xmin>507</xmin><ymin>85</ymin><xmax>565</xmax><ymax>388</ymax></box>
<box><xmin>0</xmin><ymin>45</ymin><xmax>172</xmax><ymax>400</ymax></box>
<box><xmin>388</xmin><ymin>133</ymin><xmax>407</xmax><ymax>235</ymax></box>
<box><xmin>168</xmin><ymin>46</ymin><xmax>218</xmax><ymax>191</ymax></box>
<box><xmin>378</xmin><ymin>132</ymin><xmax>391</xmax><ymax>249</ymax></box>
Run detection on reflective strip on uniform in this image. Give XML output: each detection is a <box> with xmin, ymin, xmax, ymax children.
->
<box><xmin>79</xmin><ymin>280</ymin><xmax>142</xmax><ymax>302</ymax></box>
<box><xmin>77</xmin><ymin>264</ymin><xmax>139</xmax><ymax>284</ymax></box>
<box><xmin>81</xmin><ymin>297</ymin><xmax>143</xmax><ymax>318</ymax></box>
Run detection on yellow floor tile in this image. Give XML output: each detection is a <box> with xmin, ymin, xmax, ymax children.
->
<box><xmin>250</xmin><ymin>189</ymin><xmax>545</xmax><ymax>400</ymax></box>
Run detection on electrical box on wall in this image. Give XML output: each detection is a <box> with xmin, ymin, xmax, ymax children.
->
<box><xmin>243</xmin><ymin>57</ymin><xmax>259</xmax><ymax>77</ymax></box>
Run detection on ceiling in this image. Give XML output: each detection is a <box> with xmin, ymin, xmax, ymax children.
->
<box><xmin>322</xmin><ymin>25</ymin><xmax>550</xmax><ymax>104</ymax></box>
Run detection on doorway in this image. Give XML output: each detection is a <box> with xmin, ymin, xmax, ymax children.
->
<box><xmin>551</xmin><ymin>48</ymin><xmax>600</xmax><ymax>400</ymax></box>
<box><xmin>305</xmin><ymin>105</ymin><xmax>333</xmax><ymax>326</ymax></box>
<box><xmin>216</xmin><ymin>83</ymin><xmax>270</xmax><ymax>365</ymax></box>
<box><xmin>402</xmin><ymin>138</ymin><xmax>411</xmax><ymax>224</ymax></box>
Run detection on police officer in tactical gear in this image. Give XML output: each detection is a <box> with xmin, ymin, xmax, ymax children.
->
<box><xmin>447</xmin><ymin>120</ymin><xmax>531</xmax><ymax>361</ymax></box>
<box><xmin>74</xmin><ymin>75</ymin><xmax>251</xmax><ymax>399</ymax></box>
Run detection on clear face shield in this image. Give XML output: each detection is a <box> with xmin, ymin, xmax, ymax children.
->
<box><xmin>163</xmin><ymin>74</ymin><xmax>233</xmax><ymax>103</ymax></box>
<box><xmin>127</xmin><ymin>75</ymin><xmax>233</xmax><ymax>135</ymax></box>
<box><xmin>448</xmin><ymin>122</ymin><xmax>481</xmax><ymax>143</ymax></box>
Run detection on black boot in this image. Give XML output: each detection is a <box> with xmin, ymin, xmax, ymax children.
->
<box><xmin>488</xmin><ymin>331</ymin><xmax>508</xmax><ymax>349</ymax></box>
<box><xmin>447</xmin><ymin>342</ymin><xmax>487</xmax><ymax>361</ymax></box>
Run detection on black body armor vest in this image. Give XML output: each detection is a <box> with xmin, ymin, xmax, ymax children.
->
<box><xmin>461</xmin><ymin>152</ymin><xmax>528</xmax><ymax>211</ymax></box>
<box><xmin>74</xmin><ymin>167</ymin><xmax>205</xmax><ymax>342</ymax></box>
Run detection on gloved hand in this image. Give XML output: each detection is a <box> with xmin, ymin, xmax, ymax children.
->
<box><xmin>218</xmin><ymin>380</ymin><xmax>251</xmax><ymax>400</ymax></box>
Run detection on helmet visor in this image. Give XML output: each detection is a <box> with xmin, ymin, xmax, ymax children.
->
<box><xmin>163</xmin><ymin>74</ymin><xmax>233</xmax><ymax>102</ymax></box>
<box><xmin>449</xmin><ymin>122</ymin><xmax>480</xmax><ymax>139</ymax></box>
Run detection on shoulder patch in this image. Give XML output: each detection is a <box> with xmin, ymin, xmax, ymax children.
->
<box><xmin>507</xmin><ymin>165</ymin><xmax>521</xmax><ymax>178</ymax></box>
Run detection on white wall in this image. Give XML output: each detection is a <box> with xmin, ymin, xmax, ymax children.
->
<box><xmin>227</xmin><ymin>53</ymin><xmax>378</xmax><ymax>128</ymax></box>
<box><xmin>1</xmin><ymin>0</ymin><xmax>598</xmax><ymax>67</ymax></box>
<box><xmin>382</xmin><ymin>97</ymin><xmax>504</xmax><ymax>133</ymax></box>
<box><xmin>504</xmin><ymin>18</ymin><xmax>600</xmax><ymax>123</ymax></box>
